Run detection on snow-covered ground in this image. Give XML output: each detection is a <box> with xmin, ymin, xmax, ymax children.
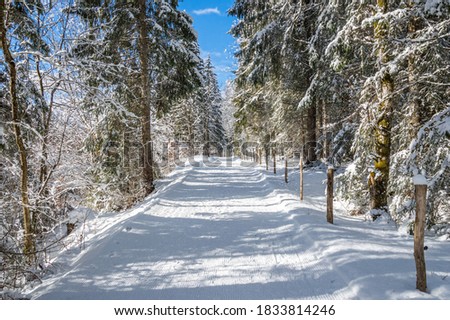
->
<box><xmin>25</xmin><ymin>158</ymin><xmax>450</xmax><ymax>299</ymax></box>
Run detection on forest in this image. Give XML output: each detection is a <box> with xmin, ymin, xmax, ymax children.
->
<box><xmin>229</xmin><ymin>0</ymin><xmax>449</xmax><ymax>225</ymax></box>
<box><xmin>1</xmin><ymin>0</ymin><xmax>449</xmax><ymax>296</ymax></box>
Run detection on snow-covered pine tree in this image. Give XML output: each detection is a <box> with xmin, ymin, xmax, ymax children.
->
<box><xmin>391</xmin><ymin>0</ymin><xmax>450</xmax><ymax>227</ymax></box>
<box><xmin>230</xmin><ymin>0</ymin><xmax>285</xmax><ymax>159</ymax></box>
<box><xmin>326</xmin><ymin>0</ymin><xmax>378</xmax><ymax>213</ymax></box>
<box><xmin>278</xmin><ymin>0</ymin><xmax>320</xmax><ymax>163</ymax></box>
<box><xmin>301</xmin><ymin>0</ymin><xmax>356</xmax><ymax>164</ymax></box>
<box><xmin>171</xmin><ymin>94</ymin><xmax>197</xmax><ymax>156</ymax></box>
<box><xmin>70</xmin><ymin>0</ymin><xmax>202</xmax><ymax>199</ymax></box>
<box><xmin>172</xmin><ymin>57</ymin><xmax>226</xmax><ymax>158</ymax></box>
<box><xmin>407</xmin><ymin>107</ymin><xmax>450</xmax><ymax>229</ymax></box>
<box><xmin>68</xmin><ymin>0</ymin><xmax>144</xmax><ymax>209</ymax></box>
<box><xmin>230</xmin><ymin>0</ymin><xmax>322</xmax><ymax>163</ymax></box>
<box><xmin>203</xmin><ymin>57</ymin><xmax>226</xmax><ymax>156</ymax></box>
<box><xmin>367</xmin><ymin>0</ymin><xmax>397</xmax><ymax>217</ymax></box>
<box><xmin>330</xmin><ymin>0</ymin><xmax>449</xmax><ymax>225</ymax></box>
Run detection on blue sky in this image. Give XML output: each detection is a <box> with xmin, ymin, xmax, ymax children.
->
<box><xmin>178</xmin><ymin>0</ymin><xmax>237</xmax><ymax>88</ymax></box>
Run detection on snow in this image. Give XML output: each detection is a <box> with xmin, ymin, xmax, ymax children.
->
<box><xmin>24</xmin><ymin>158</ymin><xmax>450</xmax><ymax>299</ymax></box>
<box><xmin>413</xmin><ymin>174</ymin><xmax>428</xmax><ymax>186</ymax></box>
<box><xmin>425</xmin><ymin>0</ymin><xmax>450</xmax><ymax>16</ymax></box>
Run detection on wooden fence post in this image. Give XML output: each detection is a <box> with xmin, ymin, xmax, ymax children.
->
<box><xmin>273</xmin><ymin>148</ymin><xmax>276</xmax><ymax>175</ymax></box>
<box><xmin>327</xmin><ymin>166</ymin><xmax>334</xmax><ymax>224</ymax></box>
<box><xmin>414</xmin><ymin>175</ymin><xmax>427</xmax><ymax>293</ymax></box>
<box><xmin>285</xmin><ymin>157</ymin><xmax>288</xmax><ymax>183</ymax></box>
<box><xmin>265</xmin><ymin>148</ymin><xmax>269</xmax><ymax>171</ymax></box>
<box><xmin>299</xmin><ymin>155</ymin><xmax>304</xmax><ymax>201</ymax></box>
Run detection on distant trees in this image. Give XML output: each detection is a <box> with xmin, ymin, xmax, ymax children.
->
<box><xmin>221</xmin><ymin>80</ymin><xmax>236</xmax><ymax>154</ymax></box>
<box><xmin>230</xmin><ymin>0</ymin><xmax>324</xmax><ymax>164</ymax></box>
<box><xmin>171</xmin><ymin>57</ymin><xmax>226</xmax><ymax>157</ymax></box>
<box><xmin>230</xmin><ymin>0</ymin><xmax>450</xmax><ymax>226</ymax></box>
<box><xmin>203</xmin><ymin>57</ymin><xmax>226</xmax><ymax>156</ymax></box>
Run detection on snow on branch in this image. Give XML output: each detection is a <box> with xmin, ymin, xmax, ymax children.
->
<box><xmin>408</xmin><ymin>105</ymin><xmax>450</xmax><ymax>189</ymax></box>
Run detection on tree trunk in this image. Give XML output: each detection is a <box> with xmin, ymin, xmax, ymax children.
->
<box><xmin>273</xmin><ymin>147</ymin><xmax>276</xmax><ymax>174</ymax></box>
<box><xmin>265</xmin><ymin>146</ymin><xmax>269</xmax><ymax>171</ymax></box>
<box><xmin>203</xmin><ymin>113</ymin><xmax>210</xmax><ymax>157</ymax></box>
<box><xmin>322</xmin><ymin>100</ymin><xmax>330</xmax><ymax>160</ymax></box>
<box><xmin>303</xmin><ymin>0</ymin><xmax>317</xmax><ymax>164</ymax></box>
<box><xmin>284</xmin><ymin>157</ymin><xmax>288</xmax><ymax>183</ymax></box>
<box><xmin>369</xmin><ymin>0</ymin><xmax>394</xmax><ymax>213</ymax></box>
<box><xmin>306</xmin><ymin>105</ymin><xmax>317</xmax><ymax>163</ymax></box>
<box><xmin>36</xmin><ymin>58</ymin><xmax>48</xmax><ymax>190</ymax></box>
<box><xmin>327</xmin><ymin>168</ymin><xmax>334</xmax><ymax>224</ymax></box>
<box><xmin>0</xmin><ymin>1</ymin><xmax>35</xmax><ymax>259</ymax></box>
<box><xmin>137</xmin><ymin>0</ymin><xmax>154</xmax><ymax>195</ymax></box>
<box><xmin>370</xmin><ymin>73</ymin><xmax>393</xmax><ymax>211</ymax></box>
<box><xmin>186</xmin><ymin>104</ymin><xmax>195</xmax><ymax>157</ymax></box>
<box><xmin>414</xmin><ymin>182</ymin><xmax>427</xmax><ymax>292</ymax></box>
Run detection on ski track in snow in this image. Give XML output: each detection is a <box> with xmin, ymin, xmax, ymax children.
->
<box><xmin>26</xmin><ymin>158</ymin><xmax>450</xmax><ymax>300</ymax></box>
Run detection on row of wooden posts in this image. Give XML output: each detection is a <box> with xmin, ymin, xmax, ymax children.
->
<box><xmin>247</xmin><ymin>149</ymin><xmax>428</xmax><ymax>294</ymax></box>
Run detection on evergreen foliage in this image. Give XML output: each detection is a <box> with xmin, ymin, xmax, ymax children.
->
<box><xmin>230</xmin><ymin>0</ymin><xmax>449</xmax><ymax>227</ymax></box>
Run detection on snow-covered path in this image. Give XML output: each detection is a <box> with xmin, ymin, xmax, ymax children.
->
<box><xmin>27</xmin><ymin>159</ymin><xmax>450</xmax><ymax>299</ymax></box>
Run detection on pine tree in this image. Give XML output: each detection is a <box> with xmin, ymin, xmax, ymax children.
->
<box><xmin>170</xmin><ymin>57</ymin><xmax>226</xmax><ymax>158</ymax></box>
<box><xmin>329</xmin><ymin>0</ymin><xmax>449</xmax><ymax>223</ymax></box>
<box><xmin>204</xmin><ymin>57</ymin><xmax>226</xmax><ymax>156</ymax></box>
<box><xmin>221</xmin><ymin>80</ymin><xmax>236</xmax><ymax>155</ymax></box>
<box><xmin>171</xmin><ymin>95</ymin><xmax>197</xmax><ymax>155</ymax></box>
<box><xmin>230</xmin><ymin>0</ymin><xmax>320</xmax><ymax>163</ymax></box>
<box><xmin>71</xmin><ymin>0</ymin><xmax>202</xmax><ymax>197</ymax></box>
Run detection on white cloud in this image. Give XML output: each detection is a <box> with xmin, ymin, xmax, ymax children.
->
<box><xmin>193</xmin><ymin>7</ymin><xmax>221</xmax><ymax>16</ymax></box>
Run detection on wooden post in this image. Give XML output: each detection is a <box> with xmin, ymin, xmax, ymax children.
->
<box><xmin>265</xmin><ymin>148</ymin><xmax>269</xmax><ymax>171</ymax></box>
<box><xmin>327</xmin><ymin>166</ymin><xmax>334</xmax><ymax>224</ymax></box>
<box><xmin>299</xmin><ymin>155</ymin><xmax>304</xmax><ymax>201</ymax></box>
<box><xmin>285</xmin><ymin>157</ymin><xmax>288</xmax><ymax>183</ymax></box>
<box><xmin>273</xmin><ymin>148</ymin><xmax>276</xmax><ymax>174</ymax></box>
<box><xmin>414</xmin><ymin>175</ymin><xmax>427</xmax><ymax>293</ymax></box>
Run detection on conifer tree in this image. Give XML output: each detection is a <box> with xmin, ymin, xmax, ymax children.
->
<box><xmin>204</xmin><ymin>57</ymin><xmax>226</xmax><ymax>156</ymax></box>
<box><xmin>71</xmin><ymin>0</ymin><xmax>202</xmax><ymax>197</ymax></box>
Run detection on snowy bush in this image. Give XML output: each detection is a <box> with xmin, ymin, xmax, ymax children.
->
<box><xmin>407</xmin><ymin>106</ymin><xmax>450</xmax><ymax>227</ymax></box>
